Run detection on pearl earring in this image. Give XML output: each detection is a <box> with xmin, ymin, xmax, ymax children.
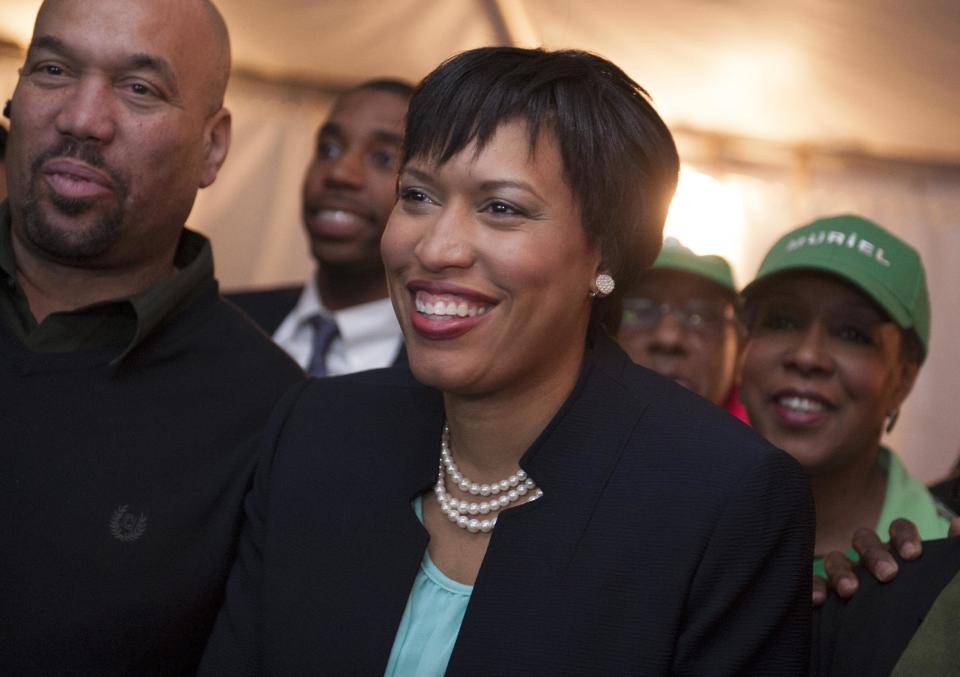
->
<box><xmin>591</xmin><ymin>273</ymin><xmax>615</xmax><ymax>298</ymax></box>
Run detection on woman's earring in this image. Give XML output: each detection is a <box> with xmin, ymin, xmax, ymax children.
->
<box><xmin>885</xmin><ymin>408</ymin><xmax>900</xmax><ymax>433</ymax></box>
<box><xmin>591</xmin><ymin>273</ymin><xmax>615</xmax><ymax>298</ymax></box>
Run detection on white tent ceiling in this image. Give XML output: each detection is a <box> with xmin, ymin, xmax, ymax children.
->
<box><xmin>1</xmin><ymin>0</ymin><xmax>959</xmax><ymax>163</ymax></box>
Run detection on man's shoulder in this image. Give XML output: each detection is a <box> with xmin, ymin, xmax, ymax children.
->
<box><xmin>813</xmin><ymin>537</ymin><xmax>960</xmax><ymax>676</ymax></box>
<box><xmin>202</xmin><ymin>292</ymin><xmax>302</xmax><ymax>367</ymax></box>
<box><xmin>135</xmin><ymin>288</ymin><xmax>304</xmax><ymax>390</ymax></box>
<box><xmin>224</xmin><ymin>285</ymin><xmax>303</xmax><ymax>335</ymax></box>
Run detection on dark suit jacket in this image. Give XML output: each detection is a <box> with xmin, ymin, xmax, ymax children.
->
<box><xmin>225</xmin><ymin>285</ymin><xmax>407</xmax><ymax>366</ymax></box>
<box><xmin>201</xmin><ymin>335</ymin><xmax>814</xmax><ymax>675</ymax></box>
<box><xmin>812</xmin><ymin>536</ymin><xmax>960</xmax><ymax>676</ymax></box>
<box><xmin>226</xmin><ymin>286</ymin><xmax>302</xmax><ymax>336</ymax></box>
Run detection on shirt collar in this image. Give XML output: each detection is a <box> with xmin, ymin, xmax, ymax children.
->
<box><xmin>282</xmin><ymin>273</ymin><xmax>399</xmax><ymax>347</ymax></box>
<box><xmin>0</xmin><ymin>200</ymin><xmax>215</xmax><ymax>363</ymax></box>
<box><xmin>118</xmin><ymin>228</ymin><xmax>214</xmax><ymax>361</ymax></box>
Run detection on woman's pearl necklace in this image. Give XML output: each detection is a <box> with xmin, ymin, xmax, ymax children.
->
<box><xmin>434</xmin><ymin>422</ymin><xmax>543</xmax><ymax>534</ymax></box>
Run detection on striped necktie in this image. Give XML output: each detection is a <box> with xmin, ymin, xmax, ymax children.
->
<box><xmin>307</xmin><ymin>315</ymin><xmax>338</xmax><ymax>377</ymax></box>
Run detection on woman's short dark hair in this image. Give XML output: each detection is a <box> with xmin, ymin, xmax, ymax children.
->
<box><xmin>402</xmin><ymin>47</ymin><xmax>679</xmax><ymax>319</ymax></box>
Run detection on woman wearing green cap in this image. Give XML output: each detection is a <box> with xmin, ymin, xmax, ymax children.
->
<box><xmin>739</xmin><ymin>214</ymin><xmax>951</xmax><ymax>577</ymax></box>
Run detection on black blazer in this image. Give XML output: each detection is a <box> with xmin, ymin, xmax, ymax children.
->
<box><xmin>812</xmin><ymin>536</ymin><xmax>960</xmax><ymax>676</ymax></box>
<box><xmin>201</xmin><ymin>335</ymin><xmax>814</xmax><ymax>675</ymax></box>
<box><xmin>224</xmin><ymin>285</ymin><xmax>407</xmax><ymax>367</ymax></box>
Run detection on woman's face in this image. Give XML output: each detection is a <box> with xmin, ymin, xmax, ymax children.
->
<box><xmin>381</xmin><ymin>119</ymin><xmax>601</xmax><ymax>398</ymax></box>
<box><xmin>739</xmin><ymin>272</ymin><xmax>918</xmax><ymax>474</ymax></box>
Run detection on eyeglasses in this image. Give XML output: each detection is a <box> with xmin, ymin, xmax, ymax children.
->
<box><xmin>620</xmin><ymin>298</ymin><xmax>735</xmax><ymax>335</ymax></box>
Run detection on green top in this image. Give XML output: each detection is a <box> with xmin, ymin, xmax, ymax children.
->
<box><xmin>812</xmin><ymin>447</ymin><xmax>950</xmax><ymax>578</ymax></box>
<box><xmin>0</xmin><ymin>201</ymin><xmax>213</xmax><ymax>362</ymax></box>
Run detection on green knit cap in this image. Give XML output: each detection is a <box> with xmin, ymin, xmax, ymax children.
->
<box><xmin>743</xmin><ymin>214</ymin><xmax>930</xmax><ymax>355</ymax></box>
<box><xmin>650</xmin><ymin>237</ymin><xmax>737</xmax><ymax>295</ymax></box>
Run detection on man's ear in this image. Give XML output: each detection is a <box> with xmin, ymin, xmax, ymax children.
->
<box><xmin>199</xmin><ymin>107</ymin><xmax>232</xmax><ymax>189</ymax></box>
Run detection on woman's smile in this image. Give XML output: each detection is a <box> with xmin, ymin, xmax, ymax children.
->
<box><xmin>768</xmin><ymin>388</ymin><xmax>837</xmax><ymax>427</ymax></box>
<box><xmin>381</xmin><ymin>119</ymin><xmax>600</xmax><ymax>397</ymax></box>
<box><xmin>407</xmin><ymin>283</ymin><xmax>498</xmax><ymax>340</ymax></box>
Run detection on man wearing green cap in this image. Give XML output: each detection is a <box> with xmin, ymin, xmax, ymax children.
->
<box><xmin>616</xmin><ymin>237</ymin><xmax>746</xmax><ymax>420</ymax></box>
<box><xmin>738</xmin><ymin>214</ymin><xmax>950</xmax><ymax>580</ymax></box>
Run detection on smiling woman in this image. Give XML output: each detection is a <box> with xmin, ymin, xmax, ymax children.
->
<box><xmin>383</xmin><ymin>119</ymin><xmax>597</xmax><ymax>399</ymax></box>
<box><xmin>201</xmin><ymin>47</ymin><xmax>814</xmax><ymax>676</ymax></box>
<box><xmin>739</xmin><ymin>214</ymin><xmax>950</xmax><ymax>575</ymax></box>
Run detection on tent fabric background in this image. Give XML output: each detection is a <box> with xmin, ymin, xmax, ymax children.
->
<box><xmin>0</xmin><ymin>1</ymin><xmax>958</xmax><ymax>482</ymax></box>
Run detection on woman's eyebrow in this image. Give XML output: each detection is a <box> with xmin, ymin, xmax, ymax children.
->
<box><xmin>477</xmin><ymin>179</ymin><xmax>545</xmax><ymax>202</ymax></box>
<box><xmin>400</xmin><ymin>167</ymin><xmax>434</xmax><ymax>183</ymax></box>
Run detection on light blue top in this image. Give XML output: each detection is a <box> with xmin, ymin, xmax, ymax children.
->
<box><xmin>384</xmin><ymin>496</ymin><xmax>473</xmax><ymax>677</ymax></box>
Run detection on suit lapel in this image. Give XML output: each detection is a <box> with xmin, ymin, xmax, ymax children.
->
<box><xmin>448</xmin><ymin>336</ymin><xmax>653</xmax><ymax>671</ymax></box>
<box><xmin>335</xmin><ymin>384</ymin><xmax>443</xmax><ymax>673</ymax></box>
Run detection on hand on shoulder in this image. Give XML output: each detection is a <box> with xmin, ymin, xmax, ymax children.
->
<box><xmin>812</xmin><ymin>516</ymin><xmax>960</xmax><ymax>606</ymax></box>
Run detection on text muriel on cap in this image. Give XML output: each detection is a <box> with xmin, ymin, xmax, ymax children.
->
<box><xmin>785</xmin><ymin>231</ymin><xmax>892</xmax><ymax>267</ymax></box>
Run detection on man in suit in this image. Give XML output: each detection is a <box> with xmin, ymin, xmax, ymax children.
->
<box><xmin>0</xmin><ymin>1</ymin><xmax>302</xmax><ymax>673</ymax></box>
<box><xmin>229</xmin><ymin>79</ymin><xmax>413</xmax><ymax>376</ymax></box>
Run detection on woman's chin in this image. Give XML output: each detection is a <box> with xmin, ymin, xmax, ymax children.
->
<box><xmin>407</xmin><ymin>355</ymin><xmax>492</xmax><ymax>397</ymax></box>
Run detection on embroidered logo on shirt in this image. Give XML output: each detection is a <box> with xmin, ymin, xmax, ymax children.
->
<box><xmin>110</xmin><ymin>505</ymin><xmax>148</xmax><ymax>542</ymax></box>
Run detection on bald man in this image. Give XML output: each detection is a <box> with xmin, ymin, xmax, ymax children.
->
<box><xmin>0</xmin><ymin>1</ymin><xmax>302</xmax><ymax>673</ymax></box>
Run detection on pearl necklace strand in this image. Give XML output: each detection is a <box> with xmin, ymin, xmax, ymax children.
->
<box><xmin>434</xmin><ymin>422</ymin><xmax>543</xmax><ymax>533</ymax></box>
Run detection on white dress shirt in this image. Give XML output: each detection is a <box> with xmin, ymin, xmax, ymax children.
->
<box><xmin>272</xmin><ymin>276</ymin><xmax>403</xmax><ymax>376</ymax></box>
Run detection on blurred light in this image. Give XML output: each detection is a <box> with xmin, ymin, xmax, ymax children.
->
<box><xmin>663</xmin><ymin>166</ymin><xmax>746</xmax><ymax>279</ymax></box>
<box><xmin>660</xmin><ymin>43</ymin><xmax>808</xmax><ymax>141</ymax></box>
<box><xmin>0</xmin><ymin>2</ymin><xmax>40</xmax><ymax>47</ymax></box>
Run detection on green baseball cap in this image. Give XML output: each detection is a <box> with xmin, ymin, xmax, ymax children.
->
<box><xmin>649</xmin><ymin>237</ymin><xmax>737</xmax><ymax>295</ymax></box>
<box><xmin>743</xmin><ymin>214</ymin><xmax>930</xmax><ymax>355</ymax></box>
